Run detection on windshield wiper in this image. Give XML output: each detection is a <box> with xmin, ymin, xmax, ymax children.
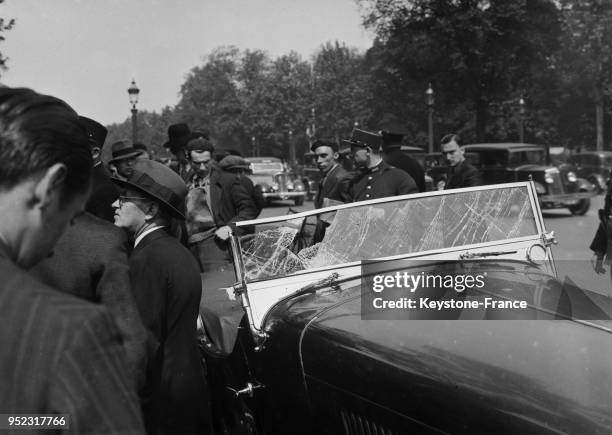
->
<box><xmin>459</xmin><ymin>250</ymin><xmax>517</xmax><ymax>259</ymax></box>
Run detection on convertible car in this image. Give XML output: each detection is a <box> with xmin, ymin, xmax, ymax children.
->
<box><xmin>198</xmin><ymin>182</ymin><xmax>612</xmax><ymax>434</ymax></box>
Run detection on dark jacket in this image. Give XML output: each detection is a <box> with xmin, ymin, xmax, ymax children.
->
<box><xmin>87</xmin><ymin>163</ymin><xmax>120</xmax><ymax>222</ymax></box>
<box><xmin>31</xmin><ymin>213</ymin><xmax>148</xmax><ymax>388</ymax></box>
<box><xmin>315</xmin><ymin>164</ymin><xmax>351</xmax><ymax>209</ymax></box>
<box><xmin>590</xmin><ymin>178</ymin><xmax>612</xmax><ymax>262</ymax></box>
<box><xmin>129</xmin><ymin>229</ymin><xmax>209</xmax><ymax>435</ymax></box>
<box><xmin>350</xmin><ymin>160</ymin><xmax>418</xmax><ymax>202</ymax></box>
<box><xmin>383</xmin><ymin>148</ymin><xmax>426</xmax><ymax>193</ymax></box>
<box><xmin>0</xmin><ymin>244</ymin><xmax>145</xmax><ymax>434</ymax></box>
<box><xmin>444</xmin><ymin>160</ymin><xmax>482</xmax><ymax>190</ymax></box>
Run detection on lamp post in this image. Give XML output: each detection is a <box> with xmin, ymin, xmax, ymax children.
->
<box><xmin>251</xmin><ymin>136</ymin><xmax>256</xmax><ymax>156</ymax></box>
<box><xmin>127</xmin><ymin>79</ymin><xmax>140</xmax><ymax>144</ymax></box>
<box><xmin>519</xmin><ymin>95</ymin><xmax>525</xmax><ymax>143</ymax></box>
<box><xmin>425</xmin><ymin>83</ymin><xmax>435</xmax><ymax>154</ymax></box>
<box><xmin>288</xmin><ymin>129</ymin><xmax>295</xmax><ymax>165</ymax></box>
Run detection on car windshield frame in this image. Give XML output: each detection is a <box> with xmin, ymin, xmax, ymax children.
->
<box><xmin>232</xmin><ymin>182</ymin><xmax>549</xmax><ymax>284</ymax></box>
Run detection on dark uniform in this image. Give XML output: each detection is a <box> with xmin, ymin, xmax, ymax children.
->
<box><xmin>350</xmin><ymin>160</ymin><xmax>418</xmax><ymax>202</ymax></box>
<box><xmin>383</xmin><ymin>147</ymin><xmax>426</xmax><ymax>192</ymax></box>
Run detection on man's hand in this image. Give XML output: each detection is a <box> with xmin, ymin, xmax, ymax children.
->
<box><xmin>593</xmin><ymin>255</ymin><xmax>606</xmax><ymax>275</ymax></box>
<box><xmin>215</xmin><ymin>225</ymin><xmax>232</xmax><ymax>241</ymax></box>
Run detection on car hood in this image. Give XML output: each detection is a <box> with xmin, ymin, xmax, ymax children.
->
<box><xmin>293</xmin><ymin>261</ymin><xmax>612</xmax><ymax>433</ymax></box>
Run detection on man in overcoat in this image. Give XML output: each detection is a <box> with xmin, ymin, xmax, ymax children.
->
<box><xmin>590</xmin><ymin>173</ymin><xmax>612</xmax><ymax>280</ymax></box>
<box><xmin>441</xmin><ymin>133</ymin><xmax>482</xmax><ymax>189</ymax></box>
<box><xmin>381</xmin><ymin>129</ymin><xmax>426</xmax><ymax>192</ymax></box>
<box><xmin>112</xmin><ymin>159</ymin><xmax>210</xmax><ymax>434</ymax></box>
<box><xmin>0</xmin><ymin>87</ymin><xmax>144</xmax><ymax>433</ymax></box>
<box><xmin>311</xmin><ymin>138</ymin><xmax>351</xmax><ymax>208</ymax></box>
<box><xmin>79</xmin><ymin>115</ymin><xmax>119</xmax><ymax>222</ymax></box>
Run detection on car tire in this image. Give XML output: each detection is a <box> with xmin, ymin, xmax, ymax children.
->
<box><xmin>568</xmin><ymin>197</ymin><xmax>590</xmax><ymax>216</ymax></box>
<box><xmin>294</xmin><ymin>196</ymin><xmax>304</xmax><ymax>206</ymax></box>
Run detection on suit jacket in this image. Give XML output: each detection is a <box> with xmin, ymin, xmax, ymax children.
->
<box><xmin>383</xmin><ymin>148</ymin><xmax>426</xmax><ymax>192</ymax></box>
<box><xmin>31</xmin><ymin>213</ymin><xmax>148</xmax><ymax>388</ymax></box>
<box><xmin>314</xmin><ymin>164</ymin><xmax>351</xmax><ymax>209</ymax></box>
<box><xmin>87</xmin><ymin>163</ymin><xmax>120</xmax><ymax>223</ymax></box>
<box><xmin>350</xmin><ymin>160</ymin><xmax>418</xmax><ymax>202</ymax></box>
<box><xmin>0</xmin><ymin>244</ymin><xmax>144</xmax><ymax>434</ymax></box>
<box><xmin>129</xmin><ymin>229</ymin><xmax>208</xmax><ymax>435</ymax></box>
<box><xmin>444</xmin><ymin>161</ymin><xmax>482</xmax><ymax>190</ymax></box>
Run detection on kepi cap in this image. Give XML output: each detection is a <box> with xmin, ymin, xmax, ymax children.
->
<box><xmin>79</xmin><ymin>116</ymin><xmax>108</xmax><ymax>149</ymax></box>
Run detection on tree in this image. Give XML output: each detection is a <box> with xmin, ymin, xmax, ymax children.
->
<box><xmin>557</xmin><ymin>0</ymin><xmax>612</xmax><ymax>150</ymax></box>
<box><xmin>0</xmin><ymin>0</ymin><xmax>15</xmax><ymax>77</ymax></box>
<box><xmin>359</xmin><ymin>0</ymin><xmax>561</xmax><ymax>144</ymax></box>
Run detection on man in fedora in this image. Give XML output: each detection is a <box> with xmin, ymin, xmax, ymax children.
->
<box><xmin>109</xmin><ymin>140</ymin><xmax>143</xmax><ymax>180</ymax></box>
<box><xmin>112</xmin><ymin>159</ymin><xmax>210</xmax><ymax>435</ymax></box>
<box><xmin>79</xmin><ymin>115</ymin><xmax>120</xmax><ymax>222</ymax></box>
<box><xmin>345</xmin><ymin>128</ymin><xmax>418</xmax><ymax>202</ymax></box>
<box><xmin>0</xmin><ymin>87</ymin><xmax>144</xmax><ymax>432</ymax></box>
<box><xmin>164</xmin><ymin>122</ymin><xmax>193</xmax><ymax>180</ymax></box>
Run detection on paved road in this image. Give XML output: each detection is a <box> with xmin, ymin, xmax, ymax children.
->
<box><xmin>260</xmin><ymin>195</ymin><xmax>611</xmax><ymax>296</ymax></box>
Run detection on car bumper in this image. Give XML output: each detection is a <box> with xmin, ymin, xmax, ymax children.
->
<box><xmin>539</xmin><ymin>191</ymin><xmax>597</xmax><ymax>204</ymax></box>
<box><xmin>262</xmin><ymin>192</ymin><xmax>306</xmax><ymax>200</ymax></box>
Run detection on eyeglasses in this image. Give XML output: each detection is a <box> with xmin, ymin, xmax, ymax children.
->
<box><xmin>118</xmin><ymin>196</ymin><xmax>147</xmax><ymax>207</ymax></box>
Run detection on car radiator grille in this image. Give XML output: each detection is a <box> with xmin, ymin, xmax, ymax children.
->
<box><xmin>341</xmin><ymin>409</ymin><xmax>395</xmax><ymax>435</ymax></box>
<box><xmin>548</xmin><ymin>172</ymin><xmax>564</xmax><ymax>195</ymax></box>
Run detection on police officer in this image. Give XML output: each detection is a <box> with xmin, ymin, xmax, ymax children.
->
<box><xmin>346</xmin><ymin>128</ymin><xmax>418</xmax><ymax>202</ymax></box>
<box><xmin>381</xmin><ymin>129</ymin><xmax>426</xmax><ymax>192</ymax></box>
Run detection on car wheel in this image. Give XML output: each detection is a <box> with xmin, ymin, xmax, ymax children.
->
<box><xmin>294</xmin><ymin>196</ymin><xmax>304</xmax><ymax>206</ymax></box>
<box><xmin>568</xmin><ymin>197</ymin><xmax>590</xmax><ymax>216</ymax></box>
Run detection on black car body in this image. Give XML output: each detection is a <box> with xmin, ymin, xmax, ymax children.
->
<box><xmin>198</xmin><ymin>182</ymin><xmax>612</xmax><ymax>434</ymax></box>
<box><xmin>568</xmin><ymin>151</ymin><xmax>612</xmax><ymax>193</ymax></box>
<box><xmin>246</xmin><ymin>157</ymin><xmax>306</xmax><ymax>206</ymax></box>
<box><xmin>462</xmin><ymin>143</ymin><xmax>596</xmax><ymax>215</ymax></box>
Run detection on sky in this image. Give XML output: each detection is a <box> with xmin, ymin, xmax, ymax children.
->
<box><xmin>0</xmin><ymin>0</ymin><xmax>374</xmax><ymax>125</ymax></box>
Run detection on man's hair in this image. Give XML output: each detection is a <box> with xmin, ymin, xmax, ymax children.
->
<box><xmin>440</xmin><ymin>133</ymin><xmax>462</xmax><ymax>147</ymax></box>
<box><xmin>0</xmin><ymin>87</ymin><xmax>92</xmax><ymax>201</ymax></box>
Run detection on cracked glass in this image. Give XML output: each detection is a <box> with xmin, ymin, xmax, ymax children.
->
<box><xmin>237</xmin><ymin>186</ymin><xmax>538</xmax><ymax>282</ymax></box>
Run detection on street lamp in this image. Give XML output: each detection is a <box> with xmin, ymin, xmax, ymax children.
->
<box><xmin>519</xmin><ymin>95</ymin><xmax>525</xmax><ymax>143</ymax></box>
<box><xmin>425</xmin><ymin>83</ymin><xmax>435</xmax><ymax>153</ymax></box>
<box><xmin>288</xmin><ymin>129</ymin><xmax>295</xmax><ymax>164</ymax></box>
<box><xmin>251</xmin><ymin>136</ymin><xmax>256</xmax><ymax>156</ymax></box>
<box><xmin>127</xmin><ymin>79</ymin><xmax>140</xmax><ymax>144</ymax></box>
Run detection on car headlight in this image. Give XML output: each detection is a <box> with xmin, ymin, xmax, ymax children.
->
<box><xmin>566</xmin><ymin>171</ymin><xmax>577</xmax><ymax>183</ymax></box>
<box><xmin>436</xmin><ymin>180</ymin><xmax>446</xmax><ymax>190</ymax></box>
<box><xmin>534</xmin><ymin>181</ymin><xmax>547</xmax><ymax>194</ymax></box>
<box><xmin>287</xmin><ymin>182</ymin><xmax>294</xmax><ymax>189</ymax></box>
<box><xmin>259</xmin><ymin>184</ymin><xmax>269</xmax><ymax>193</ymax></box>
<box><xmin>294</xmin><ymin>182</ymin><xmax>305</xmax><ymax>191</ymax></box>
<box><xmin>544</xmin><ymin>173</ymin><xmax>554</xmax><ymax>184</ymax></box>
<box><xmin>271</xmin><ymin>182</ymin><xmax>279</xmax><ymax>191</ymax></box>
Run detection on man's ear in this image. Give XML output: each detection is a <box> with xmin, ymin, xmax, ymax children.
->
<box><xmin>33</xmin><ymin>163</ymin><xmax>67</xmax><ymax>211</ymax></box>
<box><xmin>91</xmin><ymin>146</ymin><xmax>101</xmax><ymax>160</ymax></box>
<box><xmin>144</xmin><ymin>202</ymin><xmax>160</xmax><ymax>221</ymax></box>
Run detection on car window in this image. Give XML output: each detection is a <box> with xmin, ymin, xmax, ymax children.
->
<box><xmin>508</xmin><ymin>150</ymin><xmax>546</xmax><ymax>165</ymax></box>
<box><xmin>251</xmin><ymin>162</ymin><xmax>284</xmax><ymax>173</ymax></box>
<box><xmin>235</xmin><ymin>185</ymin><xmax>538</xmax><ymax>282</ymax></box>
<box><xmin>477</xmin><ymin>150</ymin><xmax>508</xmax><ymax>166</ymax></box>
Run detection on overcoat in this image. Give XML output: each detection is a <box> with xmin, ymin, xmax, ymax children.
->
<box><xmin>31</xmin><ymin>212</ymin><xmax>147</xmax><ymax>386</ymax></box>
<box><xmin>0</xmin><ymin>244</ymin><xmax>144</xmax><ymax>433</ymax></box>
<box><xmin>87</xmin><ymin>163</ymin><xmax>120</xmax><ymax>222</ymax></box>
<box><xmin>444</xmin><ymin>160</ymin><xmax>482</xmax><ymax>190</ymax></box>
<box><xmin>383</xmin><ymin>148</ymin><xmax>426</xmax><ymax>193</ymax></box>
<box><xmin>314</xmin><ymin>164</ymin><xmax>351</xmax><ymax>209</ymax></box>
<box><xmin>129</xmin><ymin>228</ymin><xmax>209</xmax><ymax>435</ymax></box>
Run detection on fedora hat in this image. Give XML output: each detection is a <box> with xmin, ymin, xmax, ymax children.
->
<box><xmin>109</xmin><ymin>141</ymin><xmax>143</xmax><ymax>163</ymax></box>
<box><xmin>79</xmin><ymin>116</ymin><xmax>108</xmax><ymax>149</ymax></box>
<box><xmin>219</xmin><ymin>155</ymin><xmax>250</xmax><ymax>170</ymax></box>
<box><xmin>112</xmin><ymin>159</ymin><xmax>188</xmax><ymax>219</ymax></box>
<box><xmin>163</xmin><ymin>123</ymin><xmax>191</xmax><ymax>153</ymax></box>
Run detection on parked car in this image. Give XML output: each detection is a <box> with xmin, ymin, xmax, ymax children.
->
<box><xmin>568</xmin><ymin>151</ymin><xmax>612</xmax><ymax>193</ymax></box>
<box><xmin>462</xmin><ymin>143</ymin><xmax>596</xmax><ymax>215</ymax></box>
<box><xmin>198</xmin><ymin>182</ymin><xmax>612</xmax><ymax>434</ymax></box>
<box><xmin>246</xmin><ymin>157</ymin><xmax>306</xmax><ymax>206</ymax></box>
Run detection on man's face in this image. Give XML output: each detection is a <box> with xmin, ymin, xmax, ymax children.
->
<box><xmin>112</xmin><ymin>188</ymin><xmax>149</xmax><ymax>234</ymax></box>
<box><xmin>441</xmin><ymin>140</ymin><xmax>465</xmax><ymax>167</ymax></box>
<box><xmin>314</xmin><ymin>146</ymin><xmax>337</xmax><ymax>173</ymax></box>
<box><xmin>190</xmin><ymin>150</ymin><xmax>212</xmax><ymax>178</ymax></box>
<box><xmin>21</xmin><ymin>189</ymin><xmax>89</xmax><ymax>269</ymax></box>
<box><xmin>351</xmin><ymin>146</ymin><xmax>370</xmax><ymax>169</ymax></box>
<box><xmin>115</xmin><ymin>157</ymin><xmax>138</xmax><ymax>178</ymax></box>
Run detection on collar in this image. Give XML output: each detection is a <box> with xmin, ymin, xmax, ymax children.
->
<box><xmin>0</xmin><ymin>231</ymin><xmax>14</xmax><ymax>263</ymax></box>
<box><xmin>134</xmin><ymin>225</ymin><xmax>165</xmax><ymax>248</ymax></box>
<box><xmin>367</xmin><ymin>160</ymin><xmax>387</xmax><ymax>173</ymax></box>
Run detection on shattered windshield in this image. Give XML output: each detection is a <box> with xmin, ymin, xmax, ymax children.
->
<box><xmin>236</xmin><ymin>185</ymin><xmax>538</xmax><ymax>282</ymax></box>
